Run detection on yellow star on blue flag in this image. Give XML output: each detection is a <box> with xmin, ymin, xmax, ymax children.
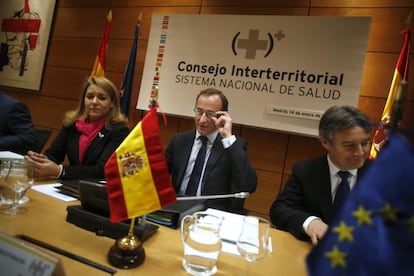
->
<box><xmin>332</xmin><ymin>220</ymin><xmax>354</xmax><ymax>242</ymax></box>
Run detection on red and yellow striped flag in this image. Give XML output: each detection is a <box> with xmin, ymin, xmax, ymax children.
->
<box><xmin>369</xmin><ymin>27</ymin><xmax>411</xmax><ymax>159</ymax></box>
<box><xmin>104</xmin><ymin>108</ymin><xmax>176</xmax><ymax>223</ymax></box>
<box><xmin>90</xmin><ymin>10</ymin><xmax>112</xmax><ymax>77</ymax></box>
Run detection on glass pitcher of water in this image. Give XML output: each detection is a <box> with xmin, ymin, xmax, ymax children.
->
<box><xmin>181</xmin><ymin>211</ymin><xmax>223</xmax><ymax>275</ymax></box>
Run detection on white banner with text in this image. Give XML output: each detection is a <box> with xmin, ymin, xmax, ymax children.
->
<box><xmin>137</xmin><ymin>14</ymin><xmax>371</xmax><ymax>136</ymax></box>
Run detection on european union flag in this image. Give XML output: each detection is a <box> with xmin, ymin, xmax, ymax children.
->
<box><xmin>307</xmin><ymin>134</ymin><xmax>414</xmax><ymax>275</ymax></box>
<box><xmin>119</xmin><ymin>17</ymin><xmax>140</xmax><ymax>117</ymax></box>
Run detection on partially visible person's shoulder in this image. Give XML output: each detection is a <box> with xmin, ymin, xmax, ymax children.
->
<box><xmin>167</xmin><ymin>130</ymin><xmax>195</xmax><ymax>146</ymax></box>
<box><xmin>175</xmin><ymin>129</ymin><xmax>195</xmax><ymax>139</ymax></box>
<box><xmin>364</xmin><ymin>158</ymin><xmax>373</xmax><ymax>166</ymax></box>
<box><xmin>294</xmin><ymin>154</ymin><xmax>327</xmax><ymax>171</ymax></box>
<box><xmin>0</xmin><ymin>92</ymin><xmax>13</xmax><ymax>101</ymax></box>
<box><xmin>107</xmin><ymin>123</ymin><xmax>130</xmax><ymax>135</ymax></box>
<box><xmin>234</xmin><ymin>135</ymin><xmax>247</xmax><ymax>143</ymax></box>
<box><xmin>359</xmin><ymin>158</ymin><xmax>373</xmax><ymax>174</ymax></box>
<box><xmin>0</xmin><ymin>92</ymin><xmax>19</xmax><ymax>108</ymax></box>
<box><xmin>61</xmin><ymin>123</ymin><xmax>76</xmax><ymax>131</ymax></box>
<box><xmin>110</xmin><ymin>122</ymin><xmax>129</xmax><ymax>130</ymax></box>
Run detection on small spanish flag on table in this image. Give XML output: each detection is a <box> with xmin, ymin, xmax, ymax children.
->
<box><xmin>104</xmin><ymin>108</ymin><xmax>176</xmax><ymax>223</ymax></box>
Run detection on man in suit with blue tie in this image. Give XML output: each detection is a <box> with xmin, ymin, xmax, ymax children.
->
<box><xmin>165</xmin><ymin>88</ymin><xmax>257</xmax><ymax>214</ymax></box>
<box><xmin>269</xmin><ymin>105</ymin><xmax>372</xmax><ymax>245</ymax></box>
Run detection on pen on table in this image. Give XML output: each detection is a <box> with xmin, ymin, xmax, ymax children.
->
<box><xmin>16</xmin><ymin>234</ymin><xmax>117</xmax><ymax>275</ymax></box>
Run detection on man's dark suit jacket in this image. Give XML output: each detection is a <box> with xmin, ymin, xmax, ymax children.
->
<box><xmin>45</xmin><ymin>123</ymin><xmax>129</xmax><ymax>180</ymax></box>
<box><xmin>269</xmin><ymin>154</ymin><xmax>372</xmax><ymax>241</ymax></box>
<box><xmin>165</xmin><ymin>130</ymin><xmax>257</xmax><ymax>213</ymax></box>
<box><xmin>0</xmin><ymin>92</ymin><xmax>37</xmax><ymax>154</ymax></box>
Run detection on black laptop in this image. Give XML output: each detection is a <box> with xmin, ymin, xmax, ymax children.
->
<box><xmin>66</xmin><ymin>179</ymin><xmax>159</xmax><ymax>241</ymax></box>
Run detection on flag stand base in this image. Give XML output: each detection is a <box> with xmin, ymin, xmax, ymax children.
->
<box><xmin>107</xmin><ymin>233</ymin><xmax>145</xmax><ymax>269</ymax></box>
<box><xmin>107</xmin><ymin>217</ymin><xmax>146</xmax><ymax>269</ymax></box>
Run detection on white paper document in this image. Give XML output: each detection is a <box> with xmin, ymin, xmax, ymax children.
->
<box><xmin>204</xmin><ymin>208</ymin><xmax>246</xmax><ymax>255</ymax></box>
<box><xmin>204</xmin><ymin>208</ymin><xmax>273</xmax><ymax>256</ymax></box>
<box><xmin>31</xmin><ymin>183</ymin><xmax>78</xmax><ymax>202</ymax></box>
<box><xmin>0</xmin><ymin>151</ymin><xmax>24</xmax><ymax>160</ymax></box>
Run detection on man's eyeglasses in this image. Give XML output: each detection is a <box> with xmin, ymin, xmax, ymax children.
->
<box><xmin>193</xmin><ymin>107</ymin><xmax>217</xmax><ymax>118</ymax></box>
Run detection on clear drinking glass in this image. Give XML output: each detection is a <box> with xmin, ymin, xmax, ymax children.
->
<box><xmin>236</xmin><ymin>216</ymin><xmax>270</xmax><ymax>276</ymax></box>
<box><xmin>0</xmin><ymin>159</ymin><xmax>34</xmax><ymax>215</ymax></box>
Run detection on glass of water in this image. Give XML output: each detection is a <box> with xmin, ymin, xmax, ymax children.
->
<box><xmin>236</xmin><ymin>216</ymin><xmax>270</xmax><ymax>275</ymax></box>
<box><xmin>0</xmin><ymin>159</ymin><xmax>34</xmax><ymax>215</ymax></box>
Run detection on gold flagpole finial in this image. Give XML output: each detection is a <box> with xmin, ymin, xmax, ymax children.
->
<box><xmin>138</xmin><ymin>12</ymin><xmax>143</xmax><ymax>25</ymax></box>
<box><xmin>405</xmin><ymin>10</ymin><xmax>413</xmax><ymax>27</ymax></box>
<box><xmin>107</xmin><ymin>9</ymin><xmax>112</xmax><ymax>21</ymax></box>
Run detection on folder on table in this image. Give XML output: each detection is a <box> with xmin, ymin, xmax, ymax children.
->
<box><xmin>146</xmin><ymin>199</ymin><xmax>206</xmax><ymax>229</ymax></box>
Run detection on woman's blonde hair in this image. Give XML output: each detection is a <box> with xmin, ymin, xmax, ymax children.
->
<box><xmin>62</xmin><ymin>77</ymin><xmax>128</xmax><ymax>128</ymax></box>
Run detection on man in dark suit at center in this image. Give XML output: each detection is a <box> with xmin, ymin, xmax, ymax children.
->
<box><xmin>165</xmin><ymin>88</ymin><xmax>257</xmax><ymax>213</ymax></box>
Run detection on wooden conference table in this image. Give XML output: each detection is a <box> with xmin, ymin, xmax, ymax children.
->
<box><xmin>0</xmin><ymin>185</ymin><xmax>312</xmax><ymax>275</ymax></box>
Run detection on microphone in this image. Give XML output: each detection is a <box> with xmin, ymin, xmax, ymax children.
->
<box><xmin>176</xmin><ymin>192</ymin><xmax>250</xmax><ymax>201</ymax></box>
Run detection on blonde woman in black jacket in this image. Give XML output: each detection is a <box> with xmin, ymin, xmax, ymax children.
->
<box><xmin>27</xmin><ymin>77</ymin><xmax>129</xmax><ymax>180</ymax></box>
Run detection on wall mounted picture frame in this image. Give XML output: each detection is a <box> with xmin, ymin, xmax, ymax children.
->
<box><xmin>0</xmin><ymin>0</ymin><xmax>56</xmax><ymax>91</ymax></box>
